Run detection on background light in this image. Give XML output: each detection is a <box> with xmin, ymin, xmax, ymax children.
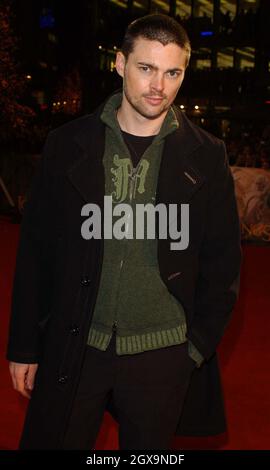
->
<box><xmin>201</xmin><ymin>31</ymin><xmax>213</xmax><ymax>37</ymax></box>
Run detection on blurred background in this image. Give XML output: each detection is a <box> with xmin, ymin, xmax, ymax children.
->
<box><xmin>1</xmin><ymin>1</ymin><xmax>270</xmax><ymax>450</ymax></box>
<box><xmin>0</xmin><ymin>0</ymin><xmax>270</xmax><ymax>224</ymax></box>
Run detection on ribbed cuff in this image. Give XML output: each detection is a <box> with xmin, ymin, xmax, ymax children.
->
<box><xmin>87</xmin><ymin>323</ymin><xmax>187</xmax><ymax>355</ymax></box>
<box><xmin>188</xmin><ymin>340</ymin><xmax>204</xmax><ymax>368</ymax></box>
<box><xmin>116</xmin><ymin>324</ymin><xmax>187</xmax><ymax>355</ymax></box>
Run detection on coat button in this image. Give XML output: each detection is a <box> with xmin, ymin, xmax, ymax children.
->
<box><xmin>70</xmin><ymin>325</ymin><xmax>79</xmax><ymax>336</ymax></box>
<box><xmin>80</xmin><ymin>276</ymin><xmax>90</xmax><ymax>286</ymax></box>
<box><xmin>58</xmin><ymin>375</ymin><xmax>68</xmax><ymax>385</ymax></box>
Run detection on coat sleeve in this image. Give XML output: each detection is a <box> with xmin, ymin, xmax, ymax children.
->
<box><xmin>186</xmin><ymin>140</ymin><xmax>242</xmax><ymax>361</ymax></box>
<box><xmin>6</xmin><ymin>131</ymin><xmax>57</xmax><ymax>364</ymax></box>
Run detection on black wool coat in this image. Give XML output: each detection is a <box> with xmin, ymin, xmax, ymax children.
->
<box><xmin>6</xmin><ymin>95</ymin><xmax>242</xmax><ymax>449</ymax></box>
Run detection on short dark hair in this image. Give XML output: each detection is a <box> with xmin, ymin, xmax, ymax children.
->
<box><xmin>121</xmin><ymin>14</ymin><xmax>191</xmax><ymax>68</ymax></box>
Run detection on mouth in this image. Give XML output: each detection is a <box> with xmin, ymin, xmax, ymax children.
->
<box><xmin>144</xmin><ymin>96</ymin><xmax>164</xmax><ymax>106</ymax></box>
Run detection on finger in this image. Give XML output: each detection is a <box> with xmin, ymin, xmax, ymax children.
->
<box><xmin>9</xmin><ymin>363</ymin><xmax>31</xmax><ymax>398</ymax></box>
<box><xmin>18</xmin><ymin>387</ymin><xmax>31</xmax><ymax>399</ymax></box>
<box><xmin>10</xmin><ymin>363</ymin><xmax>25</xmax><ymax>391</ymax></box>
<box><xmin>9</xmin><ymin>363</ymin><xmax>17</xmax><ymax>390</ymax></box>
<box><xmin>16</xmin><ymin>373</ymin><xmax>27</xmax><ymax>393</ymax></box>
<box><xmin>9</xmin><ymin>362</ymin><xmax>28</xmax><ymax>388</ymax></box>
<box><xmin>26</xmin><ymin>364</ymin><xmax>38</xmax><ymax>390</ymax></box>
<box><xmin>17</xmin><ymin>377</ymin><xmax>31</xmax><ymax>399</ymax></box>
<box><xmin>14</xmin><ymin>366</ymin><xmax>29</xmax><ymax>395</ymax></box>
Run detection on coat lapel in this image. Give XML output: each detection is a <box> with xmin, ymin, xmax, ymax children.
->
<box><xmin>66</xmin><ymin>99</ymin><xmax>206</xmax><ymax>208</ymax></box>
<box><xmin>156</xmin><ymin>106</ymin><xmax>206</xmax><ymax>207</ymax></box>
<box><xmin>66</xmin><ymin>106</ymin><xmax>105</xmax><ymax>206</ymax></box>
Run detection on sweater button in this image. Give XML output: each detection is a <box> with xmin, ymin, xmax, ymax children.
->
<box><xmin>80</xmin><ymin>276</ymin><xmax>90</xmax><ymax>286</ymax></box>
<box><xmin>58</xmin><ymin>375</ymin><xmax>68</xmax><ymax>385</ymax></box>
<box><xmin>70</xmin><ymin>325</ymin><xmax>79</xmax><ymax>336</ymax></box>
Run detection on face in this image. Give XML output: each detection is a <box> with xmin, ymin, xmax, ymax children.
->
<box><xmin>115</xmin><ymin>37</ymin><xmax>187</xmax><ymax>120</ymax></box>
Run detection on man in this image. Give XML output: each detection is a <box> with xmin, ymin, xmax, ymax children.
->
<box><xmin>7</xmin><ymin>14</ymin><xmax>242</xmax><ymax>450</ymax></box>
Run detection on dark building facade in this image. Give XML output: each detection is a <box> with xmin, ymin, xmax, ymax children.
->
<box><xmin>13</xmin><ymin>0</ymin><xmax>270</xmax><ymax>134</ymax></box>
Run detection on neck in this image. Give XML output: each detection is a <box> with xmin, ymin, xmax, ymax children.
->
<box><xmin>116</xmin><ymin>94</ymin><xmax>168</xmax><ymax>137</ymax></box>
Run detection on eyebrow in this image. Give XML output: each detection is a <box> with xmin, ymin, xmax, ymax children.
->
<box><xmin>137</xmin><ymin>62</ymin><xmax>184</xmax><ymax>72</ymax></box>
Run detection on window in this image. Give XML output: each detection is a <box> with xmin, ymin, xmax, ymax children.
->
<box><xmin>220</xmin><ymin>0</ymin><xmax>236</xmax><ymax>19</ymax></box>
<box><xmin>176</xmin><ymin>0</ymin><xmax>191</xmax><ymax>20</ymax></box>
<box><xmin>239</xmin><ymin>0</ymin><xmax>259</xmax><ymax>13</ymax></box>
<box><xmin>193</xmin><ymin>0</ymin><xmax>213</xmax><ymax>19</ymax></box>
<box><xmin>235</xmin><ymin>47</ymin><xmax>255</xmax><ymax>70</ymax></box>
<box><xmin>150</xmin><ymin>0</ymin><xmax>169</xmax><ymax>14</ymax></box>
<box><xmin>194</xmin><ymin>47</ymin><xmax>211</xmax><ymax>70</ymax></box>
<box><xmin>109</xmin><ymin>0</ymin><xmax>128</xmax><ymax>8</ymax></box>
<box><xmin>217</xmin><ymin>47</ymin><xmax>234</xmax><ymax>68</ymax></box>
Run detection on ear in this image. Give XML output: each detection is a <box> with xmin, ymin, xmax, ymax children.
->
<box><xmin>115</xmin><ymin>51</ymin><xmax>126</xmax><ymax>78</ymax></box>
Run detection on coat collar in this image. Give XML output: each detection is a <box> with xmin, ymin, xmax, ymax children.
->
<box><xmin>155</xmin><ymin>106</ymin><xmax>205</xmax><ymax>206</ymax></box>
<box><xmin>66</xmin><ymin>103</ymin><xmax>106</xmax><ymax>207</ymax></box>
<box><xmin>67</xmin><ymin>94</ymin><xmax>205</xmax><ymax>204</ymax></box>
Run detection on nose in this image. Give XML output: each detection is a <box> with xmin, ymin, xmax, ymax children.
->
<box><xmin>150</xmin><ymin>72</ymin><xmax>165</xmax><ymax>93</ymax></box>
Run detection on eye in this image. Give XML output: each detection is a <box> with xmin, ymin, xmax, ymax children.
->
<box><xmin>139</xmin><ymin>66</ymin><xmax>151</xmax><ymax>72</ymax></box>
<box><xmin>168</xmin><ymin>71</ymin><xmax>181</xmax><ymax>78</ymax></box>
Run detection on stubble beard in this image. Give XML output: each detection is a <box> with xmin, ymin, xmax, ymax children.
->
<box><xmin>122</xmin><ymin>77</ymin><xmax>171</xmax><ymax>121</ymax></box>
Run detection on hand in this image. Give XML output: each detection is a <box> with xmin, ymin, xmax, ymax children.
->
<box><xmin>9</xmin><ymin>362</ymin><xmax>38</xmax><ymax>399</ymax></box>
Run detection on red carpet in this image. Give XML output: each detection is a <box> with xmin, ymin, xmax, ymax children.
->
<box><xmin>0</xmin><ymin>216</ymin><xmax>269</xmax><ymax>450</ymax></box>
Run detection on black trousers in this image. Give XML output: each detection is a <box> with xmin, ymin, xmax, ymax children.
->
<box><xmin>62</xmin><ymin>332</ymin><xmax>196</xmax><ymax>450</ymax></box>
